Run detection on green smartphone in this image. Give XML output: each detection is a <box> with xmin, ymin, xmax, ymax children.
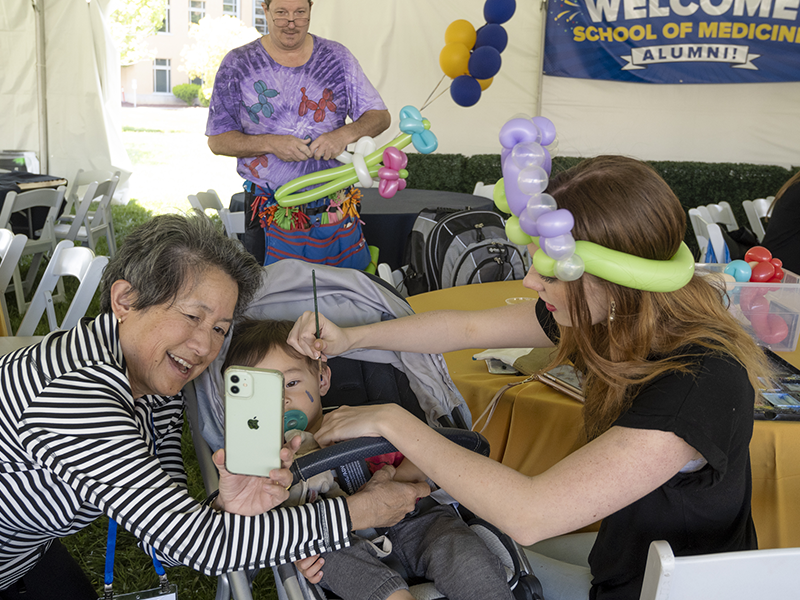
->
<box><xmin>224</xmin><ymin>366</ymin><xmax>285</xmax><ymax>477</ymax></box>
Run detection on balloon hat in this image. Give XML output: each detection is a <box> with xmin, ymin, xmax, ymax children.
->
<box><xmin>495</xmin><ymin>115</ymin><xmax>695</xmax><ymax>293</ymax></box>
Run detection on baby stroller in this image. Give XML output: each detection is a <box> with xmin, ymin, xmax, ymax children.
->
<box><xmin>185</xmin><ymin>259</ymin><xmax>544</xmax><ymax>600</ymax></box>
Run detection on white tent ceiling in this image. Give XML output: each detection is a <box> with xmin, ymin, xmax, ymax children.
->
<box><xmin>1</xmin><ymin>0</ymin><xmax>797</xmax><ymax>187</ymax></box>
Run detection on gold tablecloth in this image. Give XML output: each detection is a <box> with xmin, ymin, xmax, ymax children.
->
<box><xmin>408</xmin><ymin>280</ymin><xmax>800</xmax><ymax>550</ymax></box>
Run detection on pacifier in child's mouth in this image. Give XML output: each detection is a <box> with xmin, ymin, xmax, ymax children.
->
<box><xmin>284</xmin><ymin>409</ymin><xmax>308</xmax><ymax>432</ymax></box>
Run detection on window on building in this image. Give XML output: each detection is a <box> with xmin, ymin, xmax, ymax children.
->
<box><xmin>191</xmin><ymin>77</ymin><xmax>202</xmax><ymax>86</ymax></box>
<box><xmin>157</xmin><ymin>0</ymin><xmax>171</xmax><ymax>33</ymax></box>
<box><xmin>254</xmin><ymin>3</ymin><xmax>267</xmax><ymax>34</ymax></box>
<box><xmin>154</xmin><ymin>59</ymin><xmax>171</xmax><ymax>93</ymax></box>
<box><xmin>223</xmin><ymin>0</ymin><xmax>239</xmax><ymax>18</ymax></box>
<box><xmin>189</xmin><ymin>0</ymin><xmax>205</xmax><ymax>26</ymax></box>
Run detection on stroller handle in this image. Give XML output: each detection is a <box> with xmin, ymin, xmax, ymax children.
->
<box><xmin>290</xmin><ymin>427</ymin><xmax>489</xmax><ymax>486</ymax></box>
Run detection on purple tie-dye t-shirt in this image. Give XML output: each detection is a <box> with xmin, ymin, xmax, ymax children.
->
<box><xmin>206</xmin><ymin>35</ymin><xmax>386</xmax><ymax>191</ymax></box>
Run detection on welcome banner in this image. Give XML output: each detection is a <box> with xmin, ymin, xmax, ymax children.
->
<box><xmin>543</xmin><ymin>0</ymin><xmax>800</xmax><ymax>83</ymax></box>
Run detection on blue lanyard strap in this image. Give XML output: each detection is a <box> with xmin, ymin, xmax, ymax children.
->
<box><xmin>103</xmin><ymin>411</ymin><xmax>170</xmax><ymax>597</ymax></box>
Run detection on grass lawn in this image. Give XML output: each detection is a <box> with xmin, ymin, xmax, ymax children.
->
<box><xmin>4</xmin><ymin>107</ymin><xmax>282</xmax><ymax>598</ymax></box>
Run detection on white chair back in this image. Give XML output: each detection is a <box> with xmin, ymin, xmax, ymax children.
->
<box><xmin>54</xmin><ymin>181</ymin><xmax>100</xmax><ymax>244</ymax></box>
<box><xmin>62</xmin><ymin>168</ymin><xmax>120</xmax><ymax>218</ymax></box>
<box><xmin>0</xmin><ymin>230</ymin><xmax>28</xmax><ymax>335</ymax></box>
<box><xmin>16</xmin><ymin>240</ymin><xmax>109</xmax><ymax>336</ymax></box>
<box><xmin>704</xmin><ymin>201</ymin><xmax>737</xmax><ymax>231</ymax></box>
<box><xmin>688</xmin><ymin>208</ymin><xmax>728</xmax><ymax>262</ymax></box>
<box><xmin>190</xmin><ymin>190</ymin><xmax>245</xmax><ymax>241</ymax></box>
<box><xmin>0</xmin><ymin>186</ymin><xmax>67</xmax><ymax>312</ymax></box>
<box><xmin>742</xmin><ymin>197</ymin><xmax>774</xmax><ymax>242</ymax></box>
<box><xmin>473</xmin><ymin>181</ymin><xmax>495</xmax><ymax>200</ymax></box>
<box><xmin>639</xmin><ymin>540</ymin><xmax>800</xmax><ymax>600</ymax></box>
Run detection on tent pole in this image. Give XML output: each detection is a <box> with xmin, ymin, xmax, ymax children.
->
<box><xmin>535</xmin><ymin>0</ymin><xmax>547</xmax><ymax>117</ymax></box>
<box><xmin>33</xmin><ymin>0</ymin><xmax>49</xmax><ymax>174</ymax></box>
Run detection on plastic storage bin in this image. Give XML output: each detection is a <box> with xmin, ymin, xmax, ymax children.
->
<box><xmin>698</xmin><ymin>263</ymin><xmax>800</xmax><ymax>352</ymax></box>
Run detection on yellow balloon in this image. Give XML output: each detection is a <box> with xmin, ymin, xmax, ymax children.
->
<box><xmin>505</xmin><ymin>216</ymin><xmax>533</xmax><ymax>246</ymax></box>
<box><xmin>477</xmin><ymin>77</ymin><xmax>493</xmax><ymax>91</ymax></box>
<box><xmin>439</xmin><ymin>42</ymin><xmax>471</xmax><ymax>79</ymax></box>
<box><xmin>445</xmin><ymin>20</ymin><xmax>477</xmax><ymax>49</ymax></box>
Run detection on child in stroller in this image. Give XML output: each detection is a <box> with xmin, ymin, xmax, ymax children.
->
<box><xmin>223</xmin><ymin>318</ymin><xmax>514</xmax><ymax>600</ymax></box>
<box><xmin>192</xmin><ymin>259</ymin><xmax>543</xmax><ymax>600</ymax></box>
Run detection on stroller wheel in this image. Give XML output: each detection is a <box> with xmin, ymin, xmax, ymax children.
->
<box><xmin>513</xmin><ymin>573</ymin><xmax>545</xmax><ymax>600</ymax></box>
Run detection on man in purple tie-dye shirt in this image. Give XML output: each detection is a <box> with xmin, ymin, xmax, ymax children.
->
<box><xmin>206</xmin><ymin>0</ymin><xmax>389</xmax><ymax>266</ymax></box>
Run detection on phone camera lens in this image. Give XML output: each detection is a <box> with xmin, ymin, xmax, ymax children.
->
<box><xmin>230</xmin><ymin>385</ymin><xmax>240</xmax><ymax>394</ymax></box>
<box><xmin>230</xmin><ymin>375</ymin><xmax>240</xmax><ymax>383</ymax></box>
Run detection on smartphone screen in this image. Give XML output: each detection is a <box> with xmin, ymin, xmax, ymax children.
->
<box><xmin>224</xmin><ymin>366</ymin><xmax>285</xmax><ymax>477</ymax></box>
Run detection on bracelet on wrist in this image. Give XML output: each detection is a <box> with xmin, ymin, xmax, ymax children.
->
<box><xmin>202</xmin><ymin>490</ymin><xmax>220</xmax><ymax>508</ymax></box>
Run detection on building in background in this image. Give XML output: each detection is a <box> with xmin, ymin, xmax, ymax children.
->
<box><xmin>121</xmin><ymin>0</ymin><xmax>266</xmax><ymax>106</ymax></box>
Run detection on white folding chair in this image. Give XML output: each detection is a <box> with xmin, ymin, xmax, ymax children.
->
<box><xmin>742</xmin><ymin>197</ymin><xmax>774</xmax><ymax>242</ymax></box>
<box><xmin>473</xmin><ymin>181</ymin><xmax>496</xmax><ymax>200</ymax></box>
<box><xmin>57</xmin><ymin>169</ymin><xmax>121</xmax><ymax>257</ymax></box>
<box><xmin>704</xmin><ymin>201</ymin><xmax>737</xmax><ymax>231</ymax></box>
<box><xmin>639</xmin><ymin>539</ymin><xmax>800</xmax><ymax>600</ymax></box>
<box><xmin>16</xmin><ymin>240</ymin><xmax>109</xmax><ymax>336</ymax></box>
<box><xmin>54</xmin><ymin>176</ymin><xmax>120</xmax><ymax>257</ymax></box>
<box><xmin>0</xmin><ymin>230</ymin><xmax>28</xmax><ymax>335</ymax></box>
<box><xmin>688</xmin><ymin>208</ymin><xmax>728</xmax><ymax>263</ymax></box>
<box><xmin>189</xmin><ymin>190</ymin><xmax>245</xmax><ymax>241</ymax></box>
<box><xmin>0</xmin><ymin>186</ymin><xmax>66</xmax><ymax>313</ymax></box>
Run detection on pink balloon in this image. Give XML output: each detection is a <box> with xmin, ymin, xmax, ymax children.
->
<box><xmin>382</xmin><ymin>146</ymin><xmax>408</xmax><ymax>170</ymax></box>
<box><xmin>537</xmin><ymin>209</ymin><xmax>574</xmax><ymax>238</ymax></box>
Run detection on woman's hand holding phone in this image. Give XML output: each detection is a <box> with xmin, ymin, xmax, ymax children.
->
<box><xmin>212</xmin><ymin>436</ymin><xmax>302</xmax><ymax>516</ymax></box>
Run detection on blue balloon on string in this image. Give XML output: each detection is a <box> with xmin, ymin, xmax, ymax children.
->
<box><xmin>475</xmin><ymin>23</ymin><xmax>508</xmax><ymax>53</ymax></box>
<box><xmin>484</xmin><ymin>0</ymin><xmax>517</xmax><ymax>24</ymax></box>
<box><xmin>468</xmin><ymin>46</ymin><xmax>502</xmax><ymax>80</ymax></box>
<box><xmin>451</xmin><ymin>75</ymin><xmax>482</xmax><ymax>107</ymax></box>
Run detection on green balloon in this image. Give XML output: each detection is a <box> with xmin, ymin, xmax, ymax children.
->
<box><xmin>505</xmin><ymin>216</ymin><xmax>533</xmax><ymax>246</ymax></box>
<box><xmin>533</xmin><ymin>239</ymin><xmax>695</xmax><ymax>293</ymax></box>
<box><xmin>493</xmin><ymin>178</ymin><xmax>509</xmax><ymax>214</ymax></box>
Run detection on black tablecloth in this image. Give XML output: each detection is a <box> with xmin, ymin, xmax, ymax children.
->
<box><xmin>230</xmin><ymin>188</ymin><xmax>494</xmax><ymax>270</ymax></box>
<box><xmin>0</xmin><ymin>173</ymin><xmax>67</xmax><ymax>237</ymax></box>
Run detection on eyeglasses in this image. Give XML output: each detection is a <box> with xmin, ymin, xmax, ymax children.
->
<box><xmin>270</xmin><ymin>15</ymin><xmax>310</xmax><ymax>27</ymax></box>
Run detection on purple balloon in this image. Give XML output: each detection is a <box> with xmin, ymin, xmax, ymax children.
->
<box><xmin>503</xmin><ymin>163</ymin><xmax>530</xmax><ymax>216</ymax></box>
<box><xmin>542</xmin><ymin>234</ymin><xmax>576</xmax><ymax>261</ymax></box>
<box><xmin>537</xmin><ymin>208</ymin><xmax>574</xmax><ymax>238</ymax></box>
<box><xmin>518</xmin><ymin>207</ymin><xmax>539</xmax><ymax>237</ymax></box>
<box><xmin>499</xmin><ymin>118</ymin><xmax>541</xmax><ymax>149</ymax></box>
<box><xmin>533</xmin><ymin>116</ymin><xmax>557</xmax><ymax>146</ymax></box>
<box><xmin>527</xmin><ymin>193</ymin><xmax>557</xmax><ymax>219</ymax></box>
<box><xmin>501</xmin><ymin>147</ymin><xmax>512</xmax><ymax>169</ymax></box>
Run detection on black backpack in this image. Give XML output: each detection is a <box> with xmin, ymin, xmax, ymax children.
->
<box><xmin>402</xmin><ymin>207</ymin><xmax>529</xmax><ymax>296</ymax></box>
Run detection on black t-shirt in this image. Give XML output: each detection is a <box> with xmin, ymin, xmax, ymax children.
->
<box><xmin>536</xmin><ymin>306</ymin><xmax>757</xmax><ymax>600</ymax></box>
<box><xmin>762</xmin><ymin>182</ymin><xmax>800</xmax><ymax>276</ymax></box>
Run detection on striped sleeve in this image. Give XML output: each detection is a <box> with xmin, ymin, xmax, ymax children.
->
<box><xmin>17</xmin><ymin>365</ymin><xmax>352</xmax><ymax>575</ymax></box>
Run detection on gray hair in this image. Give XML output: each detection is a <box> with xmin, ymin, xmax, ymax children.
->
<box><xmin>99</xmin><ymin>211</ymin><xmax>262</xmax><ymax>318</ymax></box>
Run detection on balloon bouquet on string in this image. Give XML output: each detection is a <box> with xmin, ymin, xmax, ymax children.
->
<box><xmin>436</xmin><ymin>0</ymin><xmax>517</xmax><ymax>107</ymax></box>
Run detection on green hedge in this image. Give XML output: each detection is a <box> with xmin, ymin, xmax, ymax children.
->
<box><xmin>405</xmin><ymin>154</ymin><xmax>799</xmax><ymax>257</ymax></box>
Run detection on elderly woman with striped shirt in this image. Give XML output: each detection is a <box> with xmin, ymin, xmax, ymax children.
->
<box><xmin>0</xmin><ymin>212</ymin><xmax>426</xmax><ymax>599</ymax></box>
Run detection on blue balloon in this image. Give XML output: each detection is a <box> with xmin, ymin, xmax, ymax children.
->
<box><xmin>475</xmin><ymin>23</ymin><xmax>508</xmax><ymax>53</ymax></box>
<box><xmin>484</xmin><ymin>0</ymin><xmax>517</xmax><ymax>24</ymax></box>
<box><xmin>468</xmin><ymin>46</ymin><xmax>502</xmax><ymax>80</ymax></box>
<box><xmin>450</xmin><ymin>75</ymin><xmax>482</xmax><ymax>107</ymax></box>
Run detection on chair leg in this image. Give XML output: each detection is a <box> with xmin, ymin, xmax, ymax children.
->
<box><xmin>13</xmin><ymin>266</ymin><xmax>26</xmax><ymax>314</ymax></box>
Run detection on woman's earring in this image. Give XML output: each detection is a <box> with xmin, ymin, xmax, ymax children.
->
<box><xmin>609</xmin><ymin>301</ymin><xmax>616</xmax><ymax>322</ymax></box>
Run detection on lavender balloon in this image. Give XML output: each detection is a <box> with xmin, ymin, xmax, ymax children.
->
<box><xmin>542</xmin><ymin>147</ymin><xmax>552</xmax><ymax>176</ymax></box>
<box><xmin>537</xmin><ymin>208</ymin><xmax>574</xmax><ymax>238</ymax></box>
<box><xmin>542</xmin><ymin>234</ymin><xmax>576</xmax><ymax>261</ymax></box>
<box><xmin>511</xmin><ymin>142</ymin><xmax>546</xmax><ymax>170</ymax></box>
<box><xmin>518</xmin><ymin>207</ymin><xmax>539</xmax><ymax>237</ymax></box>
<box><xmin>499</xmin><ymin>117</ymin><xmax>541</xmax><ymax>149</ymax></box>
<box><xmin>533</xmin><ymin>116</ymin><xmax>557</xmax><ymax>146</ymax></box>
<box><xmin>518</xmin><ymin>165</ymin><xmax>549</xmax><ymax>196</ymax></box>
<box><xmin>502</xmin><ymin>162</ymin><xmax>530</xmax><ymax>216</ymax></box>
<box><xmin>526</xmin><ymin>193</ymin><xmax>557</xmax><ymax>219</ymax></box>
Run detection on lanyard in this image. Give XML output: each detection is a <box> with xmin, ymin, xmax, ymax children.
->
<box><xmin>103</xmin><ymin>413</ymin><xmax>170</xmax><ymax>599</ymax></box>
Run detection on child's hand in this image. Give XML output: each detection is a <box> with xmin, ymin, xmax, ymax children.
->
<box><xmin>295</xmin><ymin>554</ymin><xmax>325</xmax><ymax>584</ymax></box>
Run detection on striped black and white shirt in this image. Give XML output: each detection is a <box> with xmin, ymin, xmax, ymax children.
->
<box><xmin>0</xmin><ymin>313</ymin><xmax>351</xmax><ymax>589</ymax></box>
